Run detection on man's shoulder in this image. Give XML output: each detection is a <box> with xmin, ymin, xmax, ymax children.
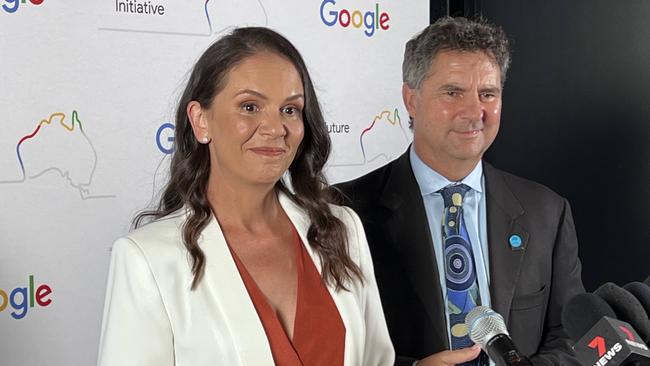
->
<box><xmin>485</xmin><ymin>163</ymin><xmax>567</xmax><ymax>207</ymax></box>
<box><xmin>333</xmin><ymin>157</ymin><xmax>402</xmax><ymax>207</ymax></box>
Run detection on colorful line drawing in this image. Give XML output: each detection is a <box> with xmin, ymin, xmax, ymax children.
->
<box><xmin>1</xmin><ymin>111</ymin><xmax>115</xmax><ymax>200</ymax></box>
<box><xmin>328</xmin><ymin>108</ymin><xmax>411</xmax><ymax>168</ymax></box>
<box><xmin>15</xmin><ymin>111</ymin><xmax>80</xmax><ymax>179</ymax></box>
<box><xmin>99</xmin><ymin>0</ymin><xmax>268</xmax><ymax>37</ymax></box>
<box><xmin>359</xmin><ymin>108</ymin><xmax>409</xmax><ymax>163</ymax></box>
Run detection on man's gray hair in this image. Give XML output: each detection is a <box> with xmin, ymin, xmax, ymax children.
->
<box><xmin>403</xmin><ymin>17</ymin><xmax>511</xmax><ymax>90</ymax></box>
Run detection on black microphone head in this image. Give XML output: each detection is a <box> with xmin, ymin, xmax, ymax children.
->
<box><xmin>624</xmin><ymin>282</ymin><xmax>650</xmax><ymax>317</ymax></box>
<box><xmin>562</xmin><ymin>292</ymin><xmax>616</xmax><ymax>342</ymax></box>
<box><xmin>595</xmin><ymin>282</ymin><xmax>650</xmax><ymax>343</ymax></box>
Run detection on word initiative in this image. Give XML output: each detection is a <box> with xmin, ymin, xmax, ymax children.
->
<box><xmin>115</xmin><ymin>0</ymin><xmax>165</xmax><ymax>15</ymax></box>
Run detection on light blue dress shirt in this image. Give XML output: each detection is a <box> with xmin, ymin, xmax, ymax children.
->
<box><xmin>409</xmin><ymin>146</ymin><xmax>492</xmax><ymax>347</ymax></box>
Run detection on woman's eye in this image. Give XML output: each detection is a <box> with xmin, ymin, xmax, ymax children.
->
<box><xmin>283</xmin><ymin>106</ymin><xmax>301</xmax><ymax>115</ymax></box>
<box><xmin>242</xmin><ymin>103</ymin><xmax>258</xmax><ymax>112</ymax></box>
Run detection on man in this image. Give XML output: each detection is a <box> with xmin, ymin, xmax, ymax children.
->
<box><xmin>336</xmin><ymin>17</ymin><xmax>584</xmax><ymax>366</ymax></box>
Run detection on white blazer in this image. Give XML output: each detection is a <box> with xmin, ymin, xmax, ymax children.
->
<box><xmin>97</xmin><ymin>192</ymin><xmax>395</xmax><ymax>366</ymax></box>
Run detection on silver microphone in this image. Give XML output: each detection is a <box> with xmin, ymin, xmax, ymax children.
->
<box><xmin>466</xmin><ymin>306</ymin><xmax>532</xmax><ymax>366</ymax></box>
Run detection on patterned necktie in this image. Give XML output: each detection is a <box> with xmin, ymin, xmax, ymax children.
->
<box><xmin>440</xmin><ymin>184</ymin><xmax>486</xmax><ymax>365</ymax></box>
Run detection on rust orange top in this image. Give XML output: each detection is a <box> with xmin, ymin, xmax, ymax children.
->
<box><xmin>229</xmin><ymin>228</ymin><xmax>346</xmax><ymax>366</ymax></box>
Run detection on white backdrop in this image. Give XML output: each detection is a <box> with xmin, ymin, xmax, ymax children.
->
<box><xmin>0</xmin><ymin>1</ymin><xmax>428</xmax><ymax>364</ymax></box>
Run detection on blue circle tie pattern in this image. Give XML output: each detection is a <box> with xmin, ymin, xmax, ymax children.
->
<box><xmin>444</xmin><ymin>238</ymin><xmax>475</xmax><ymax>290</ymax></box>
<box><xmin>440</xmin><ymin>184</ymin><xmax>488</xmax><ymax>366</ymax></box>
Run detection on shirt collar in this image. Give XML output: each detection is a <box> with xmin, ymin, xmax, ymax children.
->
<box><xmin>409</xmin><ymin>146</ymin><xmax>484</xmax><ymax>196</ymax></box>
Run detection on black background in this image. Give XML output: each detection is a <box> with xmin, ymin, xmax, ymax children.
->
<box><xmin>430</xmin><ymin>0</ymin><xmax>650</xmax><ymax>291</ymax></box>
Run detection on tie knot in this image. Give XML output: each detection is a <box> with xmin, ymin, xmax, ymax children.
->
<box><xmin>440</xmin><ymin>183</ymin><xmax>471</xmax><ymax>208</ymax></box>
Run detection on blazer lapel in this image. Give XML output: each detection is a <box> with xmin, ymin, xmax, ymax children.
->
<box><xmin>379</xmin><ymin>151</ymin><xmax>449</xmax><ymax>349</ymax></box>
<box><xmin>199</xmin><ymin>214</ymin><xmax>275</xmax><ymax>366</ymax></box>
<box><xmin>484</xmin><ymin>163</ymin><xmax>528</xmax><ymax>326</ymax></box>
<box><xmin>279</xmin><ymin>192</ymin><xmax>365</xmax><ymax>366</ymax></box>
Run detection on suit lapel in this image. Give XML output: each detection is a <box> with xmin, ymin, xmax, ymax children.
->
<box><xmin>379</xmin><ymin>151</ymin><xmax>449</xmax><ymax>349</ymax></box>
<box><xmin>484</xmin><ymin>163</ymin><xmax>528</xmax><ymax>326</ymax></box>
<box><xmin>199</xmin><ymin>213</ymin><xmax>275</xmax><ymax>366</ymax></box>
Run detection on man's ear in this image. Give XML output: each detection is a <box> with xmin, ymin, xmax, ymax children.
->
<box><xmin>402</xmin><ymin>83</ymin><xmax>418</xmax><ymax>121</ymax></box>
<box><xmin>187</xmin><ymin>101</ymin><xmax>210</xmax><ymax>142</ymax></box>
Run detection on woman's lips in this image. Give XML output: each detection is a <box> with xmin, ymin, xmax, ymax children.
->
<box><xmin>249</xmin><ymin>147</ymin><xmax>287</xmax><ymax>156</ymax></box>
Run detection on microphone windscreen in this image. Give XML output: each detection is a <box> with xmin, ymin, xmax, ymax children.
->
<box><xmin>624</xmin><ymin>282</ymin><xmax>650</xmax><ymax>317</ymax></box>
<box><xmin>645</xmin><ymin>276</ymin><xmax>650</xmax><ymax>288</ymax></box>
<box><xmin>562</xmin><ymin>292</ymin><xmax>616</xmax><ymax>342</ymax></box>
<box><xmin>595</xmin><ymin>282</ymin><xmax>650</xmax><ymax>343</ymax></box>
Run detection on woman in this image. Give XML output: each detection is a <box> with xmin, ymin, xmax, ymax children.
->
<box><xmin>97</xmin><ymin>27</ymin><xmax>394</xmax><ymax>366</ymax></box>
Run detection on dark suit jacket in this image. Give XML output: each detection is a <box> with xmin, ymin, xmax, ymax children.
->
<box><xmin>335</xmin><ymin>150</ymin><xmax>585</xmax><ymax>366</ymax></box>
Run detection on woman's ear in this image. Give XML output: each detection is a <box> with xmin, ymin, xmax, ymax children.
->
<box><xmin>187</xmin><ymin>101</ymin><xmax>211</xmax><ymax>144</ymax></box>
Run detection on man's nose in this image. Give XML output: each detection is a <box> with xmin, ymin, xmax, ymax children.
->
<box><xmin>461</xmin><ymin>93</ymin><xmax>485</xmax><ymax>122</ymax></box>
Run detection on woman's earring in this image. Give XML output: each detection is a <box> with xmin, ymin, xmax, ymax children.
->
<box><xmin>202</xmin><ymin>137</ymin><xmax>210</xmax><ymax>144</ymax></box>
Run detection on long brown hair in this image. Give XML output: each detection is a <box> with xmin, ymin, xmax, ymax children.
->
<box><xmin>134</xmin><ymin>27</ymin><xmax>362</xmax><ymax>290</ymax></box>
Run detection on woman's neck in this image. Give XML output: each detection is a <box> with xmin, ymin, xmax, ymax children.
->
<box><xmin>206</xmin><ymin>175</ymin><xmax>281</xmax><ymax>232</ymax></box>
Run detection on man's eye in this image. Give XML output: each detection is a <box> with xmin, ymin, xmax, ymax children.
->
<box><xmin>446</xmin><ymin>91</ymin><xmax>459</xmax><ymax>97</ymax></box>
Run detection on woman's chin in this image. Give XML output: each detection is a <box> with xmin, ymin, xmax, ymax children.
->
<box><xmin>247</xmin><ymin>169</ymin><xmax>288</xmax><ymax>186</ymax></box>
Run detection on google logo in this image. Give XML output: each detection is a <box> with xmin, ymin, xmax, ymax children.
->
<box><xmin>2</xmin><ymin>0</ymin><xmax>44</xmax><ymax>13</ymax></box>
<box><xmin>1</xmin><ymin>275</ymin><xmax>52</xmax><ymax>320</ymax></box>
<box><xmin>320</xmin><ymin>0</ymin><xmax>390</xmax><ymax>38</ymax></box>
<box><xmin>156</xmin><ymin>122</ymin><xmax>175</xmax><ymax>154</ymax></box>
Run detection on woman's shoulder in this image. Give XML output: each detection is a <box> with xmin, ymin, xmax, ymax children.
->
<box><xmin>280</xmin><ymin>190</ymin><xmax>360</xmax><ymax>231</ymax></box>
<box><xmin>129</xmin><ymin>211</ymin><xmax>184</xmax><ymax>242</ymax></box>
<box><xmin>281</xmin><ymin>192</ymin><xmax>370</xmax><ymax>265</ymax></box>
<box><xmin>327</xmin><ymin>203</ymin><xmax>362</xmax><ymax>229</ymax></box>
<box><xmin>115</xmin><ymin>210</ymin><xmax>188</xmax><ymax>264</ymax></box>
<box><xmin>327</xmin><ymin>203</ymin><xmax>367</xmax><ymax>260</ymax></box>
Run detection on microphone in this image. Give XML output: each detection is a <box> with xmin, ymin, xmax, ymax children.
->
<box><xmin>595</xmin><ymin>282</ymin><xmax>650</xmax><ymax>344</ymax></box>
<box><xmin>623</xmin><ymin>282</ymin><xmax>650</xmax><ymax>318</ymax></box>
<box><xmin>644</xmin><ymin>277</ymin><xmax>650</xmax><ymax>288</ymax></box>
<box><xmin>465</xmin><ymin>306</ymin><xmax>532</xmax><ymax>365</ymax></box>
<box><xmin>563</xmin><ymin>292</ymin><xmax>650</xmax><ymax>365</ymax></box>
<box><xmin>563</xmin><ymin>293</ymin><xmax>617</xmax><ymax>342</ymax></box>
